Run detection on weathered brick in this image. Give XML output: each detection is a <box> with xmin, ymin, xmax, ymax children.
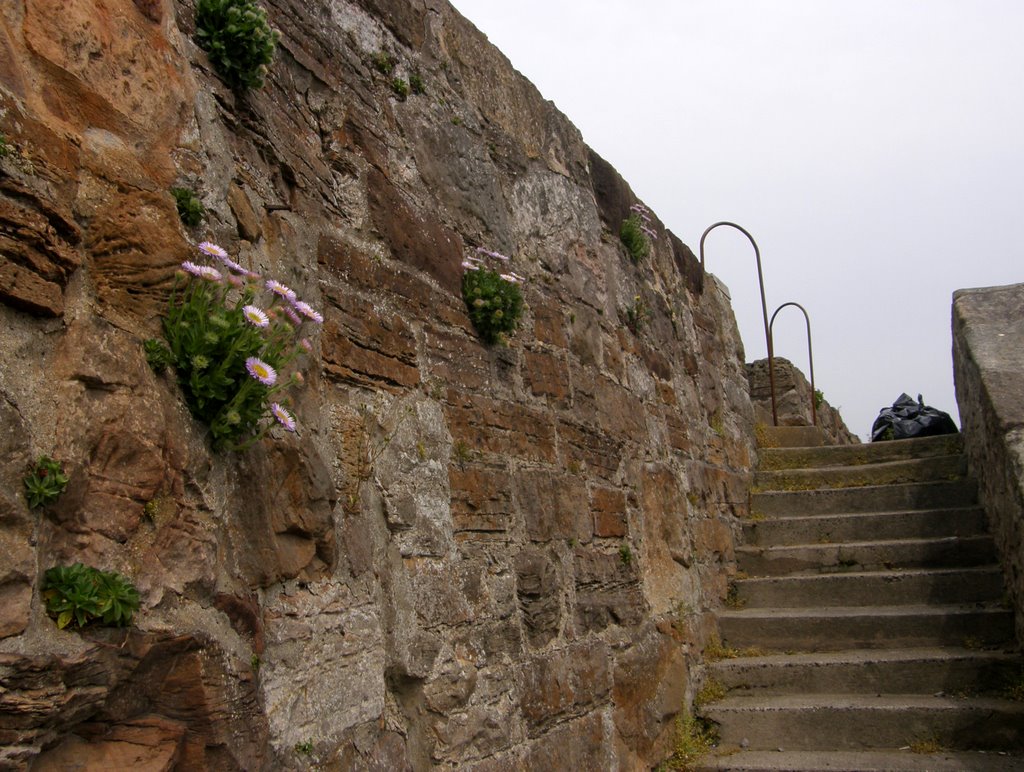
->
<box><xmin>446</xmin><ymin>392</ymin><xmax>556</xmax><ymax>463</ymax></box>
<box><xmin>322</xmin><ymin>288</ymin><xmax>420</xmax><ymax>391</ymax></box>
<box><xmin>516</xmin><ymin>469</ymin><xmax>590</xmax><ymax>543</ymax></box>
<box><xmin>594</xmin><ymin>375</ymin><xmax>647</xmax><ymax>442</ymax></box>
<box><xmin>557</xmin><ymin>419</ymin><xmax>622</xmax><ymax>482</ymax></box>
<box><xmin>449</xmin><ymin>463</ymin><xmax>515</xmax><ymax>534</ymax></box>
<box><xmin>523</xmin><ymin>347</ymin><xmax>570</xmax><ymax>404</ymax></box>
<box><xmin>591</xmin><ymin>486</ymin><xmax>627</xmax><ymax>538</ymax></box>
<box><xmin>425</xmin><ymin>326</ymin><xmax>490</xmax><ymax>391</ymax></box>
<box><xmin>573</xmin><ymin>548</ymin><xmax>646</xmax><ymax>633</ymax></box>
<box><xmin>518</xmin><ymin>641</ymin><xmax>611</xmax><ymax>736</ymax></box>
<box><xmin>532</xmin><ymin>298</ymin><xmax>568</xmax><ymax>348</ymax></box>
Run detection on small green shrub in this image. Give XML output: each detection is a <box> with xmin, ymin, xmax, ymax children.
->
<box><xmin>624</xmin><ymin>295</ymin><xmax>649</xmax><ymax>333</ymax></box>
<box><xmin>171</xmin><ymin>187</ymin><xmax>205</xmax><ymax>228</ymax></box>
<box><xmin>391</xmin><ymin>78</ymin><xmax>410</xmax><ymax>100</ymax></box>
<box><xmin>145</xmin><ymin>241</ymin><xmax>318</xmax><ymax>450</ymax></box>
<box><xmin>620</xmin><ymin>215</ymin><xmax>649</xmax><ymax>262</ymax></box>
<box><xmin>371</xmin><ymin>50</ymin><xmax>395</xmax><ymax>75</ymax></box>
<box><xmin>294</xmin><ymin>740</ymin><xmax>314</xmax><ymax>755</ymax></box>
<box><xmin>461</xmin><ymin>249</ymin><xmax>525</xmax><ymax>345</ymax></box>
<box><xmin>813</xmin><ymin>388</ymin><xmax>824</xmax><ymax>409</ymax></box>
<box><xmin>619</xmin><ymin>543</ymin><xmax>633</xmax><ymax>565</ymax></box>
<box><xmin>23</xmin><ymin>456</ymin><xmax>69</xmax><ymax>508</ymax></box>
<box><xmin>195</xmin><ymin>0</ymin><xmax>280</xmax><ymax>91</ymax></box>
<box><xmin>656</xmin><ymin>712</ymin><xmax>717</xmax><ymax>771</ymax></box>
<box><xmin>0</xmin><ymin>133</ymin><xmax>11</xmax><ymax>158</ymax></box>
<box><xmin>409</xmin><ymin>73</ymin><xmax>425</xmax><ymax>95</ymax></box>
<box><xmin>42</xmin><ymin>563</ymin><xmax>140</xmax><ymax>630</ymax></box>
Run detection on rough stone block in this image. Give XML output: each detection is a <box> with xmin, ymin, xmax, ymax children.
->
<box><xmin>591</xmin><ymin>486</ymin><xmax>628</xmax><ymax>538</ymax></box>
<box><xmin>573</xmin><ymin>548</ymin><xmax>646</xmax><ymax>633</ymax></box>
<box><xmin>323</xmin><ymin>288</ymin><xmax>420</xmax><ymax>392</ymax></box>
<box><xmin>516</xmin><ymin>468</ymin><xmax>590</xmax><ymax>543</ymax></box>
<box><xmin>449</xmin><ymin>463</ymin><xmax>515</xmax><ymax>535</ymax></box>
<box><xmin>514</xmin><ymin>548</ymin><xmax>561</xmax><ymax>648</ymax></box>
<box><xmin>445</xmin><ymin>392</ymin><xmax>556</xmax><ymax>463</ymax></box>
<box><xmin>517</xmin><ymin>641</ymin><xmax>611</xmax><ymax>736</ymax></box>
<box><xmin>523</xmin><ymin>347</ymin><xmax>570</xmax><ymax>404</ymax></box>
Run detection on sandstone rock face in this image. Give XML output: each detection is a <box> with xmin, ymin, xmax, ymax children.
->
<box><xmin>747</xmin><ymin>357</ymin><xmax>860</xmax><ymax>444</ymax></box>
<box><xmin>953</xmin><ymin>283</ymin><xmax>1024</xmax><ymax>646</ymax></box>
<box><xmin>0</xmin><ymin>1</ymin><xmax>755</xmax><ymax>768</ymax></box>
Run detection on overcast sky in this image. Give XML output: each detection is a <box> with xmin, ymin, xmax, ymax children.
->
<box><xmin>450</xmin><ymin>0</ymin><xmax>1024</xmax><ymax>440</ymax></box>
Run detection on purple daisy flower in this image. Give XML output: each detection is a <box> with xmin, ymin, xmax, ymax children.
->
<box><xmin>245</xmin><ymin>356</ymin><xmax>277</xmax><ymax>386</ymax></box>
<box><xmin>283</xmin><ymin>306</ymin><xmax>302</xmax><ymax>326</ymax></box>
<box><xmin>299</xmin><ymin>338</ymin><xmax>313</xmax><ymax>353</ymax></box>
<box><xmin>270</xmin><ymin>403</ymin><xmax>296</xmax><ymax>432</ymax></box>
<box><xmin>242</xmin><ymin>305</ymin><xmax>270</xmax><ymax>328</ymax></box>
<box><xmin>293</xmin><ymin>301</ymin><xmax>324</xmax><ymax>323</ymax></box>
<box><xmin>198</xmin><ymin>242</ymin><xmax>228</xmax><ymax>260</ymax></box>
<box><xmin>266</xmin><ymin>279</ymin><xmax>296</xmax><ymax>302</ymax></box>
<box><xmin>198</xmin><ymin>266</ymin><xmax>223</xmax><ymax>282</ymax></box>
<box><xmin>181</xmin><ymin>260</ymin><xmax>205</xmax><ymax>277</ymax></box>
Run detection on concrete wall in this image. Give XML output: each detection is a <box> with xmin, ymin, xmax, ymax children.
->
<box><xmin>953</xmin><ymin>283</ymin><xmax>1024</xmax><ymax>646</ymax></box>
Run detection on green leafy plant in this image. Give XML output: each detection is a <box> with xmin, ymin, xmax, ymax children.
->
<box><xmin>294</xmin><ymin>740</ymin><xmax>314</xmax><ymax>755</ymax></box>
<box><xmin>171</xmin><ymin>187</ymin><xmax>205</xmax><ymax>228</ymax></box>
<box><xmin>42</xmin><ymin>563</ymin><xmax>140</xmax><ymax>630</ymax></box>
<box><xmin>145</xmin><ymin>241</ymin><xmax>318</xmax><ymax>450</ymax></box>
<box><xmin>813</xmin><ymin>388</ymin><xmax>825</xmax><ymax>409</ymax></box>
<box><xmin>194</xmin><ymin>0</ymin><xmax>280</xmax><ymax>91</ymax></box>
<box><xmin>624</xmin><ymin>295</ymin><xmax>649</xmax><ymax>333</ymax></box>
<box><xmin>461</xmin><ymin>248</ymin><xmax>525</xmax><ymax>345</ymax></box>
<box><xmin>620</xmin><ymin>203</ymin><xmax>656</xmax><ymax>263</ymax></box>
<box><xmin>23</xmin><ymin>456</ymin><xmax>69</xmax><ymax>508</ymax></box>
<box><xmin>409</xmin><ymin>73</ymin><xmax>425</xmax><ymax>95</ymax></box>
<box><xmin>619</xmin><ymin>543</ymin><xmax>633</xmax><ymax>566</ymax></box>
<box><xmin>0</xmin><ymin>133</ymin><xmax>11</xmax><ymax>158</ymax></box>
<box><xmin>656</xmin><ymin>712</ymin><xmax>717</xmax><ymax>771</ymax></box>
<box><xmin>371</xmin><ymin>50</ymin><xmax>395</xmax><ymax>75</ymax></box>
<box><xmin>391</xmin><ymin>77</ymin><xmax>410</xmax><ymax>100</ymax></box>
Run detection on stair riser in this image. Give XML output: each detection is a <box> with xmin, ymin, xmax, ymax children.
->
<box><xmin>712</xmin><ymin>657</ymin><xmax>1019</xmax><ymax>695</ymax></box>
<box><xmin>735</xmin><ymin>570</ymin><xmax>1006</xmax><ymax>608</ymax></box>
<box><xmin>755</xmin><ymin>456</ymin><xmax>966</xmax><ymax>492</ymax></box>
<box><xmin>706</xmin><ymin>703</ymin><xmax>1024</xmax><ymax>752</ymax></box>
<box><xmin>742</xmin><ymin>509</ymin><xmax>988</xmax><ymax>547</ymax></box>
<box><xmin>719</xmin><ymin>610</ymin><xmax>1015</xmax><ymax>652</ymax></box>
<box><xmin>758</xmin><ymin>435</ymin><xmax>964</xmax><ymax>471</ymax></box>
<box><xmin>753</xmin><ymin>480</ymin><xmax>977</xmax><ymax>517</ymax></box>
<box><xmin>737</xmin><ymin>537</ymin><xmax>997</xmax><ymax>577</ymax></box>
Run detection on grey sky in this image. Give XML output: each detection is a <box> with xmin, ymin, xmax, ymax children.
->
<box><xmin>450</xmin><ymin>0</ymin><xmax>1024</xmax><ymax>439</ymax></box>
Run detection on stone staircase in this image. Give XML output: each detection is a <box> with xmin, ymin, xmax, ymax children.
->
<box><xmin>698</xmin><ymin>434</ymin><xmax>1024</xmax><ymax>771</ymax></box>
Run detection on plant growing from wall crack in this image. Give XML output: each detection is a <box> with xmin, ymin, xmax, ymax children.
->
<box><xmin>461</xmin><ymin>247</ymin><xmax>525</xmax><ymax>345</ymax></box>
<box><xmin>42</xmin><ymin>563</ymin><xmax>140</xmax><ymax>630</ymax></box>
<box><xmin>171</xmin><ymin>186</ymin><xmax>205</xmax><ymax>228</ymax></box>
<box><xmin>195</xmin><ymin>0</ymin><xmax>280</xmax><ymax>91</ymax></box>
<box><xmin>23</xmin><ymin>456</ymin><xmax>69</xmax><ymax>508</ymax></box>
<box><xmin>620</xmin><ymin>202</ymin><xmax>657</xmax><ymax>263</ymax></box>
<box><xmin>145</xmin><ymin>242</ymin><xmax>319</xmax><ymax>450</ymax></box>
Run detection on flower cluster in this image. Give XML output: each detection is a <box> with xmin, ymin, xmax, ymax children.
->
<box><xmin>620</xmin><ymin>202</ymin><xmax>657</xmax><ymax>263</ymax></box>
<box><xmin>145</xmin><ymin>242</ymin><xmax>319</xmax><ymax>450</ymax></box>
<box><xmin>461</xmin><ymin>247</ymin><xmax>525</xmax><ymax>345</ymax></box>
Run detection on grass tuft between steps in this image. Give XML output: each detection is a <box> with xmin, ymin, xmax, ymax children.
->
<box><xmin>656</xmin><ymin>712</ymin><xmax>719</xmax><ymax>771</ymax></box>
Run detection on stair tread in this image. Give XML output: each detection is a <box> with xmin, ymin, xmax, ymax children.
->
<box><xmin>711</xmin><ymin>645</ymin><xmax>1019</xmax><ymax>667</ymax></box>
<box><xmin>744</xmin><ymin>505</ymin><xmax>984</xmax><ymax>523</ymax></box>
<box><xmin>697</xmin><ymin>748</ymin><xmax>1024</xmax><ymax>771</ymax></box>
<box><xmin>718</xmin><ymin>603</ymin><xmax>1011</xmax><ymax>618</ymax></box>
<box><xmin>737</xmin><ymin>565</ymin><xmax>1003</xmax><ymax>583</ymax></box>
<box><xmin>707</xmin><ymin>693</ymin><xmax>1024</xmax><ymax>710</ymax></box>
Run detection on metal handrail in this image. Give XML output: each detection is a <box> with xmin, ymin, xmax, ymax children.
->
<box><xmin>769</xmin><ymin>302</ymin><xmax>817</xmax><ymax>426</ymax></box>
<box><xmin>699</xmin><ymin>222</ymin><xmax>777</xmax><ymax>424</ymax></box>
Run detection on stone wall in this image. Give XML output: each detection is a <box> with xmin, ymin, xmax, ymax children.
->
<box><xmin>953</xmin><ymin>283</ymin><xmax>1024</xmax><ymax>646</ymax></box>
<box><xmin>0</xmin><ymin>1</ymin><xmax>755</xmax><ymax>769</ymax></box>
<box><xmin>747</xmin><ymin>357</ymin><xmax>859</xmax><ymax>445</ymax></box>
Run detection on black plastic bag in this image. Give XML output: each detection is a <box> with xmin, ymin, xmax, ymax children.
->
<box><xmin>871</xmin><ymin>393</ymin><xmax>958</xmax><ymax>442</ymax></box>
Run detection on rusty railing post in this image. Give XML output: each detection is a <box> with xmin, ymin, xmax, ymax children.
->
<box><xmin>769</xmin><ymin>301</ymin><xmax>817</xmax><ymax>426</ymax></box>
<box><xmin>699</xmin><ymin>222</ymin><xmax>777</xmax><ymax>424</ymax></box>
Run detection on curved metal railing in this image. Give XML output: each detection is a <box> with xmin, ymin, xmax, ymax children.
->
<box><xmin>769</xmin><ymin>301</ymin><xmax>816</xmax><ymax>426</ymax></box>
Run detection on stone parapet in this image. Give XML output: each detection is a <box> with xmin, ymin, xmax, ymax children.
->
<box><xmin>953</xmin><ymin>282</ymin><xmax>1024</xmax><ymax>646</ymax></box>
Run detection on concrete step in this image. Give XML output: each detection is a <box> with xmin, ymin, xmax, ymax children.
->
<box><xmin>733</xmin><ymin>566</ymin><xmax>1007</xmax><ymax>608</ymax></box>
<box><xmin>754</xmin><ymin>455</ymin><xmax>966</xmax><ymax>492</ymax></box>
<box><xmin>736</xmin><ymin>535</ymin><xmax>998</xmax><ymax>576</ymax></box>
<box><xmin>718</xmin><ymin>604</ymin><xmax>1015</xmax><ymax>652</ymax></box>
<box><xmin>742</xmin><ymin>507</ymin><xmax>988</xmax><ymax>548</ymax></box>
<box><xmin>757</xmin><ymin>426</ymin><xmax>829</xmax><ymax>448</ymax></box>
<box><xmin>758</xmin><ymin>434</ymin><xmax>964</xmax><ymax>471</ymax></box>
<box><xmin>696</xmin><ymin>748</ymin><xmax>1024</xmax><ymax>771</ymax></box>
<box><xmin>702</xmin><ymin>694</ymin><xmax>1024</xmax><ymax>752</ymax></box>
<box><xmin>752</xmin><ymin>479</ymin><xmax>977</xmax><ymax>518</ymax></box>
<box><xmin>710</xmin><ymin>646</ymin><xmax>1022</xmax><ymax>696</ymax></box>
